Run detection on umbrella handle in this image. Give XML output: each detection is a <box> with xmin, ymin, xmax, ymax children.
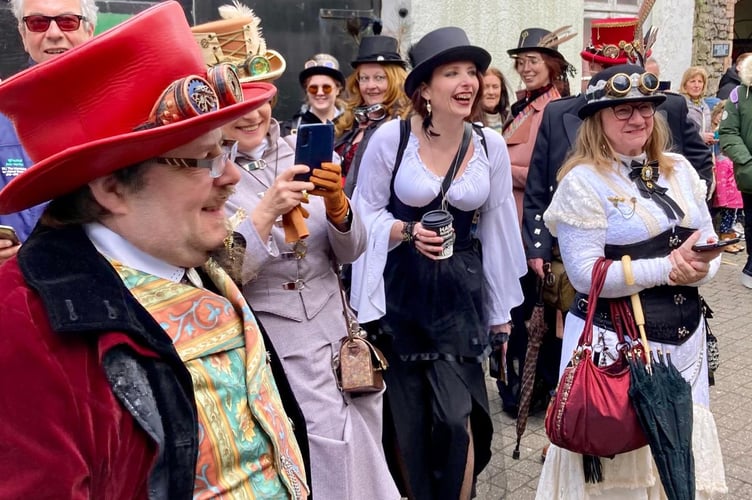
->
<box><xmin>621</xmin><ymin>255</ymin><xmax>652</xmax><ymax>370</ymax></box>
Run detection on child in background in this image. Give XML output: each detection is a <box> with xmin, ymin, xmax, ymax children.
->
<box><xmin>713</xmin><ymin>100</ymin><xmax>745</xmax><ymax>253</ymax></box>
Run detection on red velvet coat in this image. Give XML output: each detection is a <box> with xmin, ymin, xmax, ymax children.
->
<box><xmin>0</xmin><ymin>258</ymin><xmax>157</xmax><ymax>498</ymax></box>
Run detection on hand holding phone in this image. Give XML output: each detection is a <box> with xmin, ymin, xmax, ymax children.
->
<box><xmin>293</xmin><ymin>123</ymin><xmax>334</xmax><ymax>182</ymax></box>
<box><xmin>691</xmin><ymin>238</ymin><xmax>741</xmax><ymax>252</ymax></box>
<box><xmin>0</xmin><ymin>225</ymin><xmax>20</xmax><ymax>245</ymax></box>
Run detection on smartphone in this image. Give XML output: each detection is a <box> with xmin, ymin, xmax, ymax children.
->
<box><xmin>691</xmin><ymin>238</ymin><xmax>741</xmax><ymax>252</ymax></box>
<box><xmin>293</xmin><ymin>122</ymin><xmax>334</xmax><ymax>182</ymax></box>
<box><xmin>0</xmin><ymin>224</ymin><xmax>20</xmax><ymax>245</ymax></box>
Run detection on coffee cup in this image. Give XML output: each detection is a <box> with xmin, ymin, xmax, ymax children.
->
<box><xmin>420</xmin><ymin>209</ymin><xmax>455</xmax><ymax>259</ymax></box>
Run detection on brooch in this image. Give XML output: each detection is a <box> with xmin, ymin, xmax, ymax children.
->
<box><xmin>607</xmin><ymin>195</ymin><xmax>637</xmax><ymax>219</ymax></box>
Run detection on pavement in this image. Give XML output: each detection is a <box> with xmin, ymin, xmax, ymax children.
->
<box><xmin>475</xmin><ymin>250</ymin><xmax>752</xmax><ymax>499</ymax></box>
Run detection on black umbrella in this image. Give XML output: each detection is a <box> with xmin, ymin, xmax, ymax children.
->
<box><xmin>512</xmin><ymin>279</ymin><xmax>547</xmax><ymax>460</ymax></box>
<box><xmin>622</xmin><ymin>256</ymin><xmax>695</xmax><ymax>500</ymax></box>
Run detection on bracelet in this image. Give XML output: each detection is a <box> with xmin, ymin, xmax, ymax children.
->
<box><xmin>401</xmin><ymin>221</ymin><xmax>415</xmax><ymax>243</ymax></box>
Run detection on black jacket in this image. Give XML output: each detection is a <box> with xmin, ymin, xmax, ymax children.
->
<box><xmin>717</xmin><ymin>67</ymin><xmax>741</xmax><ymax>99</ymax></box>
<box><xmin>522</xmin><ymin>92</ymin><xmax>714</xmax><ymax>261</ymax></box>
<box><xmin>18</xmin><ymin>223</ymin><xmax>312</xmax><ymax>498</ymax></box>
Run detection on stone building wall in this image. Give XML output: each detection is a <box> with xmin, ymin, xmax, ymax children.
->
<box><xmin>692</xmin><ymin>0</ymin><xmax>736</xmax><ymax>94</ymax></box>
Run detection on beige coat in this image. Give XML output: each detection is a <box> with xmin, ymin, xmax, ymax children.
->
<box><xmin>505</xmin><ymin>89</ymin><xmax>560</xmax><ymax>226</ymax></box>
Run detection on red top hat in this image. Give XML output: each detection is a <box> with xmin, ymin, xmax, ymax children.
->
<box><xmin>580</xmin><ymin>17</ymin><xmax>650</xmax><ymax>65</ymax></box>
<box><xmin>0</xmin><ymin>1</ymin><xmax>275</xmax><ymax>214</ymax></box>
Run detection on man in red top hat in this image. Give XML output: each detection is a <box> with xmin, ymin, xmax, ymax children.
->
<box><xmin>0</xmin><ymin>2</ymin><xmax>311</xmax><ymax>498</ymax></box>
<box><xmin>520</xmin><ymin>16</ymin><xmax>714</xmax><ymax>462</ymax></box>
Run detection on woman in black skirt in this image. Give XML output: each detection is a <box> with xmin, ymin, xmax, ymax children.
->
<box><xmin>350</xmin><ymin>27</ymin><xmax>527</xmax><ymax>500</ymax></box>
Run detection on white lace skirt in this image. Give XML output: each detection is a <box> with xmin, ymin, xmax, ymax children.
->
<box><xmin>536</xmin><ymin>315</ymin><xmax>727</xmax><ymax>499</ymax></box>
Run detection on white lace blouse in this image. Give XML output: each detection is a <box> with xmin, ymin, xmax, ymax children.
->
<box><xmin>544</xmin><ymin>152</ymin><xmax>720</xmax><ymax>298</ymax></box>
<box><xmin>350</xmin><ymin>119</ymin><xmax>527</xmax><ymax>326</ymax></box>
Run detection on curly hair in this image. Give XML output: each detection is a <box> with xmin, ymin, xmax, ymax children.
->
<box><xmin>558</xmin><ymin>109</ymin><xmax>673</xmax><ymax>182</ymax></box>
<box><xmin>335</xmin><ymin>64</ymin><xmax>411</xmax><ymax>137</ymax></box>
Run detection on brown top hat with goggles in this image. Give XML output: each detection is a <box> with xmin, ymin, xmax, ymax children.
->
<box><xmin>0</xmin><ymin>1</ymin><xmax>276</xmax><ymax>214</ymax></box>
<box><xmin>192</xmin><ymin>1</ymin><xmax>286</xmax><ymax>83</ymax></box>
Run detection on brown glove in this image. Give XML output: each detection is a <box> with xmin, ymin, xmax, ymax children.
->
<box><xmin>310</xmin><ymin>162</ymin><xmax>349</xmax><ymax>224</ymax></box>
<box><xmin>282</xmin><ymin>206</ymin><xmax>310</xmax><ymax>243</ymax></box>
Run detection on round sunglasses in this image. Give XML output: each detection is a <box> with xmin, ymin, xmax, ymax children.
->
<box><xmin>307</xmin><ymin>84</ymin><xmax>334</xmax><ymax>95</ymax></box>
<box><xmin>23</xmin><ymin>14</ymin><xmax>87</xmax><ymax>32</ymax></box>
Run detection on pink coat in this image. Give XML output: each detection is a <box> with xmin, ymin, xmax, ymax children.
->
<box><xmin>713</xmin><ymin>154</ymin><xmax>744</xmax><ymax>209</ymax></box>
<box><xmin>505</xmin><ymin>89</ymin><xmax>560</xmax><ymax>226</ymax></box>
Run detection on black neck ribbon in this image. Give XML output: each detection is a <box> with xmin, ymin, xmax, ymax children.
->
<box><xmin>626</xmin><ymin>159</ymin><xmax>685</xmax><ymax>221</ymax></box>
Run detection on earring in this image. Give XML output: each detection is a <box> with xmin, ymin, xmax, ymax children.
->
<box><xmin>426</xmin><ymin>100</ymin><xmax>432</xmax><ymax>117</ymax></box>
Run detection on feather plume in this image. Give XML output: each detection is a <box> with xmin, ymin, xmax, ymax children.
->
<box><xmin>538</xmin><ymin>25</ymin><xmax>577</xmax><ymax>49</ymax></box>
<box><xmin>218</xmin><ymin>0</ymin><xmax>265</xmax><ymax>55</ymax></box>
<box><xmin>643</xmin><ymin>26</ymin><xmax>658</xmax><ymax>54</ymax></box>
<box><xmin>635</xmin><ymin>0</ymin><xmax>657</xmax><ymax>42</ymax></box>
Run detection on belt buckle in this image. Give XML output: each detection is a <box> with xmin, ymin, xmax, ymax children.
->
<box><xmin>282</xmin><ymin>279</ymin><xmax>305</xmax><ymax>291</ymax></box>
<box><xmin>577</xmin><ymin>297</ymin><xmax>588</xmax><ymax>313</ymax></box>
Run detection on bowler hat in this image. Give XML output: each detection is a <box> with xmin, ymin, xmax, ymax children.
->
<box><xmin>298</xmin><ymin>53</ymin><xmax>346</xmax><ymax>87</ymax></box>
<box><xmin>404</xmin><ymin>27</ymin><xmax>491</xmax><ymax>97</ymax></box>
<box><xmin>578</xmin><ymin>64</ymin><xmax>665</xmax><ymax>119</ymax></box>
<box><xmin>507</xmin><ymin>26</ymin><xmax>576</xmax><ymax>61</ymax></box>
<box><xmin>580</xmin><ymin>18</ymin><xmax>651</xmax><ymax>66</ymax></box>
<box><xmin>0</xmin><ymin>1</ymin><xmax>275</xmax><ymax>214</ymax></box>
<box><xmin>351</xmin><ymin>35</ymin><xmax>406</xmax><ymax>68</ymax></box>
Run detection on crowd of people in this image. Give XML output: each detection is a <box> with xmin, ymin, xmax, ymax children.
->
<box><xmin>0</xmin><ymin>0</ymin><xmax>741</xmax><ymax>498</ymax></box>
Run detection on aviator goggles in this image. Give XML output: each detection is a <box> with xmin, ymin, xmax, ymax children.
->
<box><xmin>587</xmin><ymin>72</ymin><xmax>660</xmax><ymax>101</ymax></box>
<box><xmin>353</xmin><ymin>103</ymin><xmax>387</xmax><ymax>124</ymax></box>
<box><xmin>23</xmin><ymin>14</ymin><xmax>87</xmax><ymax>32</ymax></box>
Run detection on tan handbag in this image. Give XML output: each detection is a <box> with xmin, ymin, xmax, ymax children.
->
<box><xmin>331</xmin><ymin>263</ymin><xmax>388</xmax><ymax>394</ymax></box>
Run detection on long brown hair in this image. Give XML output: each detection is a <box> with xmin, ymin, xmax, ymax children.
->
<box><xmin>557</xmin><ymin>108</ymin><xmax>673</xmax><ymax>182</ymax></box>
<box><xmin>335</xmin><ymin>64</ymin><xmax>411</xmax><ymax>137</ymax></box>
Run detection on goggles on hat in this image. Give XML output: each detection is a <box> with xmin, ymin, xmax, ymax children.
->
<box><xmin>587</xmin><ymin>72</ymin><xmax>659</xmax><ymax>101</ymax></box>
<box><xmin>304</xmin><ymin>59</ymin><xmax>337</xmax><ymax>69</ymax></box>
<box><xmin>353</xmin><ymin>104</ymin><xmax>387</xmax><ymax>124</ymax></box>
<box><xmin>23</xmin><ymin>14</ymin><xmax>86</xmax><ymax>32</ymax></box>
<box><xmin>140</xmin><ymin>63</ymin><xmax>242</xmax><ymax>129</ymax></box>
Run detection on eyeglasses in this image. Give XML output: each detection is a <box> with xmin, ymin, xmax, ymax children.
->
<box><xmin>590</xmin><ymin>72</ymin><xmax>660</xmax><ymax>101</ymax></box>
<box><xmin>154</xmin><ymin>140</ymin><xmax>238</xmax><ymax>178</ymax></box>
<box><xmin>357</xmin><ymin>74</ymin><xmax>387</xmax><ymax>84</ymax></box>
<box><xmin>610</xmin><ymin>103</ymin><xmax>656</xmax><ymax>121</ymax></box>
<box><xmin>513</xmin><ymin>55</ymin><xmax>543</xmax><ymax>69</ymax></box>
<box><xmin>22</xmin><ymin>14</ymin><xmax>86</xmax><ymax>32</ymax></box>
<box><xmin>307</xmin><ymin>84</ymin><xmax>334</xmax><ymax>95</ymax></box>
<box><xmin>353</xmin><ymin>104</ymin><xmax>387</xmax><ymax>124</ymax></box>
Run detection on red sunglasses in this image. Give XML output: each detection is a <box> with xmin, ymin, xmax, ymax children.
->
<box><xmin>23</xmin><ymin>14</ymin><xmax>86</xmax><ymax>32</ymax></box>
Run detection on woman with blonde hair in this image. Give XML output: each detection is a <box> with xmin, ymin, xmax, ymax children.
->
<box><xmin>536</xmin><ymin>64</ymin><xmax>727</xmax><ymax>499</ymax></box>
<box><xmin>335</xmin><ymin>35</ymin><xmax>411</xmax><ymax>196</ymax></box>
<box><xmin>680</xmin><ymin>65</ymin><xmax>716</xmax><ymax>145</ymax></box>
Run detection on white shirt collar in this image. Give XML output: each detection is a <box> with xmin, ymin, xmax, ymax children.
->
<box><xmin>84</xmin><ymin>221</ymin><xmax>185</xmax><ymax>283</ymax></box>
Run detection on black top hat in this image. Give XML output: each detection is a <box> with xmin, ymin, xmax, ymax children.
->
<box><xmin>578</xmin><ymin>64</ymin><xmax>666</xmax><ymax>119</ymax></box>
<box><xmin>404</xmin><ymin>27</ymin><xmax>491</xmax><ymax>97</ymax></box>
<box><xmin>507</xmin><ymin>26</ymin><xmax>575</xmax><ymax>61</ymax></box>
<box><xmin>298</xmin><ymin>53</ymin><xmax>346</xmax><ymax>87</ymax></box>
<box><xmin>351</xmin><ymin>36</ymin><xmax>406</xmax><ymax>68</ymax></box>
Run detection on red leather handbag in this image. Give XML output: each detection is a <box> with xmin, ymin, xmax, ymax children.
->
<box><xmin>545</xmin><ymin>258</ymin><xmax>648</xmax><ymax>457</ymax></box>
